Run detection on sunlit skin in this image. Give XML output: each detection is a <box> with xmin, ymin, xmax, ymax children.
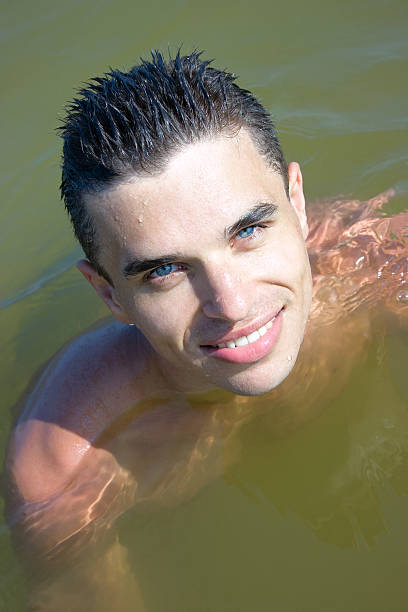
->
<box><xmin>4</xmin><ymin>130</ymin><xmax>408</xmax><ymax>610</ymax></box>
<box><xmin>82</xmin><ymin>129</ymin><xmax>312</xmax><ymax>397</ymax></box>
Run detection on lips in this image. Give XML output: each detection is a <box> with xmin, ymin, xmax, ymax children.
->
<box><xmin>200</xmin><ymin>308</ymin><xmax>283</xmax><ymax>348</ymax></box>
<box><xmin>210</xmin><ymin>316</ymin><xmax>276</xmax><ymax>348</ymax></box>
<box><xmin>200</xmin><ymin>308</ymin><xmax>284</xmax><ymax>365</ymax></box>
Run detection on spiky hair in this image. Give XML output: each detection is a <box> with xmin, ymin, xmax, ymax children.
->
<box><xmin>59</xmin><ymin>50</ymin><xmax>288</xmax><ymax>283</ymax></box>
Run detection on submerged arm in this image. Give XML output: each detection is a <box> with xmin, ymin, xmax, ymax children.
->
<box><xmin>5</xmin><ymin>427</ymin><xmax>145</xmax><ymax>612</ymax></box>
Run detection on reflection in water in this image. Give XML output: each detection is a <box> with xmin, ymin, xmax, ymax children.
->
<box><xmin>228</xmin><ymin>351</ymin><xmax>408</xmax><ymax>551</ymax></box>
<box><xmin>4</xmin><ymin>192</ymin><xmax>408</xmax><ymax>610</ymax></box>
<box><xmin>308</xmin><ymin>189</ymin><xmax>408</xmax><ymax>325</ymax></box>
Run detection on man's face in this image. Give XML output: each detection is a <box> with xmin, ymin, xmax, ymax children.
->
<box><xmin>85</xmin><ymin>130</ymin><xmax>313</xmax><ymax>395</ymax></box>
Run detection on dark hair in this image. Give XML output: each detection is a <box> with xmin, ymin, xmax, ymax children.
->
<box><xmin>60</xmin><ymin>50</ymin><xmax>288</xmax><ymax>283</ymax></box>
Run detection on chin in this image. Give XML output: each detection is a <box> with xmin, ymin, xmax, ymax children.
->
<box><xmin>210</xmin><ymin>356</ymin><xmax>298</xmax><ymax>397</ymax></box>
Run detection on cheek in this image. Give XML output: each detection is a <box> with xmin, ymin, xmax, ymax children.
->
<box><xmin>260</xmin><ymin>233</ymin><xmax>310</xmax><ymax>283</ymax></box>
<box><xmin>126</xmin><ymin>291</ymin><xmax>194</xmax><ymax>349</ymax></box>
<box><xmin>282</xmin><ymin>227</ymin><xmax>310</xmax><ymax>275</ymax></box>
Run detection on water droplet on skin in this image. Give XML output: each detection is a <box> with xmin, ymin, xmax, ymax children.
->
<box><xmin>287</xmin><ymin>355</ymin><xmax>292</xmax><ymax>361</ymax></box>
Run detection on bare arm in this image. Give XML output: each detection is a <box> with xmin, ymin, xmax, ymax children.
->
<box><xmin>26</xmin><ymin>537</ymin><xmax>146</xmax><ymax>612</ymax></box>
<box><xmin>5</xmin><ymin>427</ymin><xmax>145</xmax><ymax>612</ymax></box>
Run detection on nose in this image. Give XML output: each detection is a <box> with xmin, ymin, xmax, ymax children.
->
<box><xmin>198</xmin><ymin>263</ymin><xmax>250</xmax><ymax>322</ymax></box>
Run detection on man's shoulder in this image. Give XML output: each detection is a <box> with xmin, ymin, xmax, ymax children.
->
<box><xmin>5</xmin><ymin>415</ymin><xmax>92</xmax><ymax>505</ymax></box>
<box><xmin>22</xmin><ymin>320</ymin><xmax>148</xmax><ymax>429</ymax></box>
<box><xmin>5</xmin><ymin>321</ymin><xmax>153</xmax><ymax>505</ymax></box>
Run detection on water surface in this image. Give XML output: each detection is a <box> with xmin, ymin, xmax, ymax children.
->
<box><xmin>1</xmin><ymin>0</ymin><xmax>407</xmax><ymax>609</ymax></box>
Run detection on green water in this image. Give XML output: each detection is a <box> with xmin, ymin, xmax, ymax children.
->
<box><xmin>1</xmin><ymin>0</ymin><xmax>408</xmax><ymax>609</ymax></box>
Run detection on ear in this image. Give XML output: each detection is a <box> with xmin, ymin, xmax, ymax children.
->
<box><xmin>76</xmin><ymin>259</ymin><xmax>133</xmax><ymax>325</ymax></box>
<box><xmin>288</xmin><ymin>162</ymin><xmax>308</xmax><ymax>239</ymax></box>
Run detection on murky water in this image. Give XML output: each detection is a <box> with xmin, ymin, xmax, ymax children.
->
<box><xmin>1</xmin><ymin>0</ymin><xmax>407</xmax><ymax>609</ymax></box>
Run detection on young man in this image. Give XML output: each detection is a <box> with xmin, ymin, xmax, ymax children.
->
<box><xmin>5</xmin><ymin>52</ymin><xmax>407</xmax><ymax>610</ymax></box>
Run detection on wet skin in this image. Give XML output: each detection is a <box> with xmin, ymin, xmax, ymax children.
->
<box><xmin>81</xmin><ymin>129</ymin><xmax>312</xmax><ymax>397</ymax></box>
<box><xmin>4</xmin><ymin>132</ymin><xmax>408</xmax><ymax>610</ymax></box>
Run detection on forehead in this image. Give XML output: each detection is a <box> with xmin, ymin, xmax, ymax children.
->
<box><xmin>86</xmin><ymin>130</ymin><xmax>287</xmax><ymax>260</ymax></box>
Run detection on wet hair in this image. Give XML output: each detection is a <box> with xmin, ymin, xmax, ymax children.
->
<box><xmin>59</xmin><ymin>50</ymin><xmax>288</xmax><ymax>283</ymax></box>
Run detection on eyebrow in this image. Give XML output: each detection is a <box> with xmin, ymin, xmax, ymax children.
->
<box><xmin>123</xmin><ymin>202</ymin><xmax>278</xmax><ymax>279</ymax></box>
<box><xmin>224</xmin><ymin>202</ymin><xmax>278</xmax><ymax>241</ymax></box>
<box><xmin>123</xmin><ymin>254</ymin><xmax>183</xmax><ymax>278</ymax></box>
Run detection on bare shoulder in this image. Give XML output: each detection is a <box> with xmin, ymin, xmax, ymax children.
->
<box><xmin>5</xmin><ymin>321</ymin><xmax>153</xmax><ymax>505</ymax></box>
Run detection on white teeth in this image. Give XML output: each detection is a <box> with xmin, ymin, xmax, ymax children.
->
<box><xmin>247</xmin><ymin>330</ymin><xmax>261</xmax><ymax>343</ymax></box>
<box><xmin>215</xmin><ymin>314</ymin><xmax>278</xmax><ymax>349</ymax></box>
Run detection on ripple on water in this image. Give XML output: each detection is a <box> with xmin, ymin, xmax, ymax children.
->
<box><xmin>396</xmin><ymin>288</ymin><xmax>408</xmax><ymax>303</ymax></box>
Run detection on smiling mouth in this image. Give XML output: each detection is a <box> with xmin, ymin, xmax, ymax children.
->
<box><xmin>200</xmin><ymin>309</ymin><xmax>282</xmax><ymax>350</ymax></box>
<box><xmin>199</xmin><ymin>308</ymin><xmax>284</xmax><ymax>365</ymax></box>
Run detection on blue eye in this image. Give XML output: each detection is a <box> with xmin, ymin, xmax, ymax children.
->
<box><xmin>237</xmin><ymin>226</ymin><xmax>257</xmax><ymax>239</ymax></box>
<box><xmin>147</xmin><ymin>263</ymin><xmax>187</xmax><ymax>281</ymax></box>
<box><xmin>150</xmin><ymin>263</ymin><xmax>176</xmax><ymax>278</ymax></box>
